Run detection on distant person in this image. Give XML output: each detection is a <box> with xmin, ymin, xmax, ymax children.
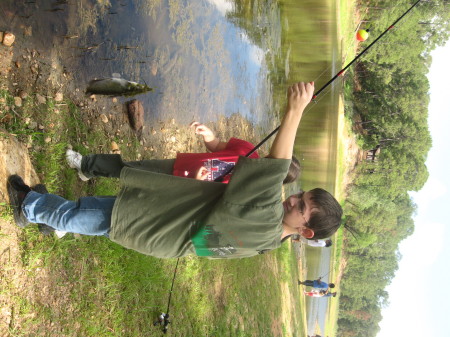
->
<box><xmin>298</xmin><ymin>278</ymin><xmax>335</xmax><ymax>290</ymax></box>
<box><xmin>8</xmin><ymin>82</ymin><xmax>343</xmax><ymax>259</ymax></box>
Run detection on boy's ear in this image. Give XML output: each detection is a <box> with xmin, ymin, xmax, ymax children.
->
<box><xmin>301</xmin><ymin>227</ymin><xmax>314</xmax><ymax>239</ymax></box>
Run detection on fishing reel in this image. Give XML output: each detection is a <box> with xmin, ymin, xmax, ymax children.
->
<box><xmin>153</xmin><ymin>313</ymin><xmax>171</xmax><ymax>334</ymax></box>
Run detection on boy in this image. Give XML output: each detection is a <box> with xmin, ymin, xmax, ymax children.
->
<box><xmin>8</xmin><ymin>82</ymin><xmax>343</xmax><ymax>259</ymax></box>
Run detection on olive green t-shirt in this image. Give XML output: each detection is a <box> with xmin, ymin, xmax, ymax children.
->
<box><xmin>109</xmin><ymin>157</ymin><xmax>290</xmax><ymax>258</ymax></box>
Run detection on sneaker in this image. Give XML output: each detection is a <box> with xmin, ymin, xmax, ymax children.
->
<box><xmin>7</xmin><ymin>175</ymin><xmax>32</xmax><ymax>228</ymax></box>
<box><xmin>54</xmin><ymin>230</ymin><xmax>67</xmax><ymax>238</ymax></box>
<box><xmin>66</xmin><ymin>149</ymin><xmax>90</xmax><ymax>181</ymax></box>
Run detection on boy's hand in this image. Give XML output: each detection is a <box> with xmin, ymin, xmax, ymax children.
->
<box><xmin>190</xmin><ymin>121</ymin><xmax>227</xmax><ymax>152</ymax></box>
<box><xmin>190</xmin><ymin>121</ymin><xmax>215</xmax><ymax>143</ymax></box>
<box><xmin>287</xmin><ymin>82</ymin><xmax>315</xmax><ymax>116</ymax></box>
<box><xmin>268</xmin><ymin>81</ymin><xmax>314</xmax><ymax>160</ymax></box>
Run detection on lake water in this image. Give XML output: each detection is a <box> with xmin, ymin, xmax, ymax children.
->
<box><xmin>2</xmin><ymin>0</ymin><xmax>341</xmax><ymax>335</ymax></box>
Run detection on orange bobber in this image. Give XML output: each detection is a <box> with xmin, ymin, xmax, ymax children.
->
<box><xmin>356</xmin><ymin>29</ymin><xmax>369</xmax><ymax>41</ymax></box>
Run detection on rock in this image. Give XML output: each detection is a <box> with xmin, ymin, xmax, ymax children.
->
<box><xmin>19</xmin><ymin>91</ymin><xmax>28</xmax><ymax>99</ymax></box>
<box><xmin>0</xmin><ymin>32</ymin><xmax>3</xmax><ymax>43</ymax></box>
<box><xmin>14</xmin><ymin>97</ymin><xmax>22</xmax><ymax>107</ymax></box>
<box><xmin>100</xmin><ymin>113</ymin><xmax>109</xmax><ymax>123</ymax></box>
<box><xmin>27</xmin><ymin>121</ymin><xmax>37</xmax><ymax>130</ymax></box>
<box><xmin>111</xmin><ymin>141</ymin><xmax>120</xmax><ymax>153</ymax></box>
<box><xmin>35</xmin><ymin>94</ymin><xmax>46</xmax><ymax>104</ymax></box>
<box><xmin>54</xmin><ymin>92</ymin><xmax>63</xmax><ymax>102</ymax></box>
<box><xmin>23</xmin><ymin>26</ymin><xmax>32</xmax><ymax>37</ymax></box>
<box><xmin>0</xmin><ymin>133</ymin><xmax>41</xmax><ymax>205</ymax></box>
<box><xmin>126</xmin><ymin>99</ymin><xmax>144</xmax><ymax>134</ymax></box>
<box><xmin>2</xmin><ymin>32</ymin><xmax>15</xmax><ymax>46</ymax></box>
<box><xmin>151</xmin><ymin>62</ymin><xmax>158</xmax><ymax>76</ymax></box>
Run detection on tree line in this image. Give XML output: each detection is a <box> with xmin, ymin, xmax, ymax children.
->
<box><xmin>338</xmin><ymin>0</ymin><xmax>448</xmax><ymax>336</ymax></box>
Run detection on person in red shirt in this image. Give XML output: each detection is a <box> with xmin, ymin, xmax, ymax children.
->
<box><xmin>66</xmin><ymin>122</ymin><xmax>301</xmax><ymax>185</ymax></box>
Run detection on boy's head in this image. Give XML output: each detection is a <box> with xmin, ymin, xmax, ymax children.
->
<box><xmin>283</xmin><ymin>156</ymin><xmax>301</xmax><ymax>184</ymax></box>
<box><xmin>325</xmin><ymin>239</ymin><xmax>333</xmax><ymax>247</ymax></box>
<box><xmin>282</xmin><ymin>188</ymin><xmax>342</xmax><ymax>239</ymax></box>
<box><xmin>329</xmin><ymin>283</ymin><xmax>335</xmax><ymax>288</ymax></box>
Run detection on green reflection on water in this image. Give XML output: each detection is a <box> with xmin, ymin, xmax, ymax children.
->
<box><xmin>275</xmin><ymin>0</ymin><xmax>341</xmax><ymax>193</ymax></box>
<box><xmin>229</xmin><ymin>0</ymin><xmax>341</xmax><ymax>192</ymax></box>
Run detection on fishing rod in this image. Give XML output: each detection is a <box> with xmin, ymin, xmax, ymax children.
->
<box><xmin>214</xmin><ymin>0</ymin><xmax>422</xmax><ymax>182</ymax></box>
<box><xmin>157</xmin><ymin>258</ymin><xmax>180</xmax><ymax>334</ymax></box>
<box><xmin>166</xmin><ymin>258</ymin><xmax>180</xmax><ymax>314</ymax></box>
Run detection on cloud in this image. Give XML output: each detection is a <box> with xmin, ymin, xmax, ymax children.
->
<box><xmin>410</xmin><ymin>176</ymin><xmax>447</xmax><ymax>213</ymax></box>
<box><xmin>400</xmin><ymin>220</ymin><xmax>445</xmax><ymax>267</ymax></box>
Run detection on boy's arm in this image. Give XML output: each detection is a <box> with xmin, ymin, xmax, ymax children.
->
<box><xmin>190</xmin><ymin>121</ymin><xmax>227</xmax><ymax>152</ymax></box>
<box><xmin>268</xmin><ymin>82</ymin><xmax>314</xmax><ymax>159</ymax></box>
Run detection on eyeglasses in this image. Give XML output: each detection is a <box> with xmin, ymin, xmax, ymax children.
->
<box><xmin>297</xmin><ymin>191</ymin><xmax>311</xmax><ymax>228</ymax></box>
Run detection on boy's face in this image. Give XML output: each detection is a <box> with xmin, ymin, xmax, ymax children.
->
<box><xmin>282</xmin><ymin>191</ymin><xmax>316</xmax><ymax>238</ymax></box>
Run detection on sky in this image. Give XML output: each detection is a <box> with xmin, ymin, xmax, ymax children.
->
<box><xmin>378</xmin><ymin>42</ymin><xmax>450</xmax><ymax>336</ymax></box>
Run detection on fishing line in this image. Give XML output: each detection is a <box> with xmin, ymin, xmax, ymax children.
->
<box><xmin>318</xmin><ymin>270</ymin><xmax>331</xmax><ymax>279</ymax></box>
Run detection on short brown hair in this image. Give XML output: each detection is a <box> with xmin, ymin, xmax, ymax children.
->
<box><xmin>283</xmin><ymin>156</ymin><xmax>301</xmax><ymax>184</ymax></box>
<box><xmin>307</xmin><ymin>188</ymin><xmax>343</xmax><ymax>239</ymax></box>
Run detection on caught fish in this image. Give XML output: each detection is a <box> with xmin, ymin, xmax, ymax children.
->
<box><xmin>86</xmin><ymin>78</ymin><xmax>152</xmax><ymax>97</ymax></box>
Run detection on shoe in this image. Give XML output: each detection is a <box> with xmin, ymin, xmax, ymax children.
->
<box><xmin>7</xmin><ymin>175</ymin><xmax>32</xmax><ymax>228</ymax></box>
<box><xmin>54</xmin><ymin>230</ymin><xmax>67</xmax><ymax>238</ymax></box>
<box><xmin>66</xmin><ymin>149</ymin><xmax>90</xmax><ymax>181</ymax></box>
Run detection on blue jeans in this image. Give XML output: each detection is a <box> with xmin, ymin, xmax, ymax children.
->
<box><xmin>22</xmin><ymin>191</ymin><xmax>115</xmax><ymax>236</ymax></box>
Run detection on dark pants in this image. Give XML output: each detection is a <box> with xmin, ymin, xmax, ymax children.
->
<box><xmin>81</xmin><ymin>154</ymin><xmax>175</xmax><ymax>178</ymax></box>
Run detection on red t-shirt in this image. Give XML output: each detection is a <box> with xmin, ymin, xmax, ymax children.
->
<box><xmin>173</xmin><ymin>138</ymin><xmax>259</xmax><ymax>183</ymax></box>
